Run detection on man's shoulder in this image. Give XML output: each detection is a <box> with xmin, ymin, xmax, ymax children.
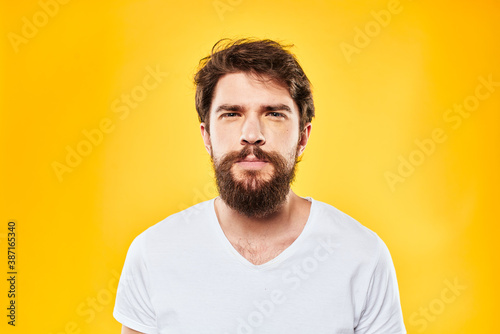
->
<box><xmin>310</xmin><ymin>197</ymin><xmax>383</xmax><ymax>251</ymax></box>
<box><xmin>136</xmin><ymin>197</ymin><xmax>215</xmax><ymax>244</ymax></box>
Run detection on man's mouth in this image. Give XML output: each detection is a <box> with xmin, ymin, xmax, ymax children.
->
<box><xmin>235</xmin><ymin>155</ymin><xmax>269</xmax><ymax>169</ymax></box>
<box><xmin>236</xmin><ymin>154</ymin><xmax>268</xmax><ymax>162</ymax></box>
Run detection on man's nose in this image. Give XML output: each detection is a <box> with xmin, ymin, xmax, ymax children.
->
<box><xmin>240</xmin><ymin>114</ymin><xmax>265</xmax><ymax>146</ymax></box>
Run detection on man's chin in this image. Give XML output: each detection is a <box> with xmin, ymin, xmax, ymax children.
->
<box><xmin>232</xmin><ymin>165</ymin><xmax>273</xmax><ymax>180</ymax></box>
<box><xmin>228</xmin><ymin>175</ymin><xmax>260</xmax><ymax>191</ymax></box>
<box><xmin>232</xmin><ymin>171</ymin><xmax>274</xmax><ymax>191</ymax></box>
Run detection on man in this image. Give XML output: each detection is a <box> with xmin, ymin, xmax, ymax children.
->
<box><xmin>113</xmin><ymin>38</ymin><xmax>406</xmax><ymax>333</ymax></box>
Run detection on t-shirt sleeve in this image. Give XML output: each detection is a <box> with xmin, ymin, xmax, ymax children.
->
<box><xmin>113</xmin><ymin>234</ymin><xmax>158</xmax><ymax>334</ymax></box>
<box><xmin>355</xmin><ymin>238</ymin><xmax>406</xmax><ymax>334</ymax></box>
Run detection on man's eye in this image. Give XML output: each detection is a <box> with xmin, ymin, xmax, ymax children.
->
<box><xmin>222</xmin><ymin>113</ymin><xmax>239</xmax><ymax>118</ymax></box>
<box><xmin>267</xmin><ymin>112</ymin><xmax>286</xmax><ymax>118</ymax></box>
<box><xmin>221</xmin><ymin>112</ymin><xmax>285</xmax><ymax>118</ymax></box>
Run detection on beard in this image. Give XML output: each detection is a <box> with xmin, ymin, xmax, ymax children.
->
<box><xmin>211</xmin><ymin>144</ymin><xmax>300</xmax><ymax>219</ymax></box>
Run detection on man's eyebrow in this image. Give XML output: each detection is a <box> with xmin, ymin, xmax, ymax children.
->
<box><xmin>214</xmin><ymin>104</ymin><xmax>292</xmax><ymax>113</ymax></box>
<box><xmin>214</xmin><ymin>104</ymin><xmax>242</xmax><ymax>113</ymax></box>
<box><xmin>263</xmin><ymin>104</ymin><xmax>292</xmax><ymax>113</ymax></box>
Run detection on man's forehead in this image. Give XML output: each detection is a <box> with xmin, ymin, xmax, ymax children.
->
<box><xmin>215</xmin><ymin>72</ymin><xmax>288</xmax><ymax>91</ymax></box>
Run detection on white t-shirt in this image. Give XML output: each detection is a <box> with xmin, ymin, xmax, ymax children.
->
<box><xmin>113</xmin><ymin>196</ymin><xmax>406</xmax><ymax>334</ymax></box>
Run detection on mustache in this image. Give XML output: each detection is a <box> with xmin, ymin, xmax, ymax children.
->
<box><xmin>211</xmin><ymin>144</ymin><xmax>274</xmax><ymax>165</ymax></box>
<box><xmin>212</xmin><ymin>144</ymin><xmax>300</xmax><ymax>170</ymax></box>
<box><xmin>235</xmin><ymin>145</ymin><xmax>270</xmax><ymax>162</ymax></box>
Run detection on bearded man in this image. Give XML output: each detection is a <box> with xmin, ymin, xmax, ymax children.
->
<box><xmin>113</xmin><ymin>38</ymin><xmax>406</xmax><ymax>334</ymax></box>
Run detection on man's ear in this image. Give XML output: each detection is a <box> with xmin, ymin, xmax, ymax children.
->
<box><xmin>297</xmin><ymin>122</ymin><xmax>312</xmax><ymax>156</ymax></box>
<box><xmin>200</xmin><ymin>122</ymin><xmax>211</xmax><ymax>155</ymax></box>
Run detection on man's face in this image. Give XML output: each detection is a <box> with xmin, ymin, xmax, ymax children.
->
<box><xmin>200</xmin><ymin>71</ymin><xmax>311</xmax><ymax>218</ymax></box>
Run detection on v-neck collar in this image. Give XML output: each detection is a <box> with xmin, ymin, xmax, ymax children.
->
<box><xmin>209</xmin><ymin>196</ymin><xmax>317</xmax><ymax>271</ymax></box>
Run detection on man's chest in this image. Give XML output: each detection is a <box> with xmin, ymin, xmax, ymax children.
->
<box><xmin>228</xmin><ymin>237</ymin><xmax>295</xmax><ymax>265</ymax></box>
<box><xmin>149</xmin><ymin>260</ymin><xmax>358</xmax><ymax>333</ymax></box>
<box><xmin>145</xmin><ymin>230</ymin><xmax>368</xmax><ymax>333</ymax></box>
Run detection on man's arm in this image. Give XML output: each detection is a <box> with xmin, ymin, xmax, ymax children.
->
<box><xmin>355</xmin><ymin>238</ymin><xmax>406</xmax><ymax>333</ymax></box>
<box><xmin>114</xmin><ymin>234</ymin><xmax>158</xmax><ymax>333</ymax></box>
<box><xmin>122</xmin><ymin>325</ymin><xmax>144</xmax><ymax>334</ymax></box>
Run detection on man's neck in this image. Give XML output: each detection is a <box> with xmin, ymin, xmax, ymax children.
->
<box><xmin>214</xmin><ymin>190</ymin><xmax>311</xmax><ymax>243</ymax></box>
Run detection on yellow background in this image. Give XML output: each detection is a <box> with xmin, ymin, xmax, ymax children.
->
<box><xmin>1</xmin><ymin>0</ymin><xmax>499</xmax><ymax>333</ymax></box>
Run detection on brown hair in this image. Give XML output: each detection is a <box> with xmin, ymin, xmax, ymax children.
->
<box><xmin>194</xmin><ymin>38</ymin><xmax>315</xmax><ymax>135</ymax></box>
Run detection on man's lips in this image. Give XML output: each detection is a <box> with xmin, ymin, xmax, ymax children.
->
<box><xmin>236</xmin><ymin>155</ymin><xmax>268</xmax><ymax>163</ymax></box>
<box><xmin>236</xmin><ymin>158</ymin><xmax>268</xmax><ymax>162</ymax></box>
<box><xmin>235</xmin><ymin>156</ymin><xmax>269</xmax><ymax>169</ymax></box>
